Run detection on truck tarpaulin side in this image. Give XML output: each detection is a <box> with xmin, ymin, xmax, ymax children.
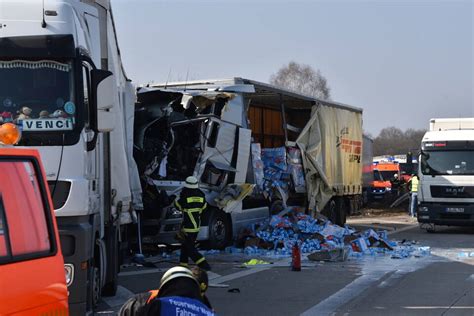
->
<box><xmin>297</xmin><ymin>103</ymin><xmax>363</xmax><ymax>211</ymax></box>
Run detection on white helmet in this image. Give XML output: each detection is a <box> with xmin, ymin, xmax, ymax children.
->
<box><xmin>159</xmin><ymin>266</ymin><xmax>198</xmax><ymax>290</ymax></box>
<box><xmin>184</xmin><ymin>176</ymin><xmax>199</xmax><ymax>189</ymax></box>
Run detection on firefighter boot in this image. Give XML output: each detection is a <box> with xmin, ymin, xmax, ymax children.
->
<box><xmin>197</xmin><ymin>259</ymin><xmax>211</xmax><ymax>271</ymax></box>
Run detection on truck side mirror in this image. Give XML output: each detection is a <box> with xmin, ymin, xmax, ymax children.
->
<box><xmin>87</xmin><ymin>69</ymin><xmax>115</xmax><ymax>151</ymax></box>
<box><xmin>91</xmin><ymin>69</ymin><xmax>115</xmax><ymax>132</ymax></box>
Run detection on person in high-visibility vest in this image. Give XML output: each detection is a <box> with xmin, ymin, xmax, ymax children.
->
<box><xmin>409</xmin><ymin>175</ymin><xmax>419</xmax><ymax>217</ymax></box>
<box><xmin>174</xmin><ymin>176</ymin><xmax>211</xmax><ymax>271</ymax></box>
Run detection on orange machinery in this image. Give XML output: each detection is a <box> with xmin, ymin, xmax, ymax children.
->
<box><xmin>0</xmin><ymin>123</ymin><xmax>69</xmax><ymax>315</ymax></box>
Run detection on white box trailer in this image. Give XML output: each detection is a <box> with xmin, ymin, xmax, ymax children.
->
<box><xmin>134</xmin><ymin>78</ymin><xmax>365</xmax><ymax>247</ymax></box>
<box><xmin>362</xmin><ymin>135</ymin><xmax>374</xmax><ymax>203</ymax></box>
<box><xmin>429</xmin><ymin>118</ymin><xmax>474</xmax><ymax>131</ymax></box>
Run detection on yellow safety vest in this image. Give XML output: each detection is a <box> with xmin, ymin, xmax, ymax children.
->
<box><xmin>410</xmin><ymin>177</ymin><xmax>419</xmax><ymax>193</ymax></box>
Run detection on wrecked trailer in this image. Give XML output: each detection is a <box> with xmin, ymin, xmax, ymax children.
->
<box><xmin>133</xmin><ymin>78</ymin><xmax>364</xmax><ymax>248</ymax></box>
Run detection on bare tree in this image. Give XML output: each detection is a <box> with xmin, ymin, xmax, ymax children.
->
<box><xmin>374</xmin><ymin>127</ymin><xmax>426</xmax><ymax>156</ymax></box>
<box><xmin>270</xmin><ymin>61</ymin><xmax>331</xmax><ymax>100</ymax></box>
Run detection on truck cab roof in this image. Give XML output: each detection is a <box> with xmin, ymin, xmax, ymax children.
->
<box><xmin>146</xmin><ymin>77</ymin><xmax>364</xmax><ymax>113</ymax></box>
<box><xmin>423</xmin><ymin>129</ymin><xmax>474</xmax><ymax>142</ymax></box>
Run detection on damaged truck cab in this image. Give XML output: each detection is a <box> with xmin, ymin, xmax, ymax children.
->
<box><xmin>134</xmin><ymin>78</ymin><xmax>366</xmax><ymax>247</ymax></box>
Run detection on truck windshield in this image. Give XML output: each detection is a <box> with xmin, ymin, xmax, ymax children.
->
<box><xmin>380</xmin><ymin>171</ymin><xmax>396</xmax><ymax>181</ymax></box>
<box><xmin>421</xmin><ymin>150</ymin><xmax>474</xmax><ymax>175</ymax></box>
<box><xmin>373</xmin><ymin>170</ymin><xmax>384</xmax><ymax>181</ymax></box>
<box><xmin>0</xmin><ymin>60</ymin><xmax>76</xmax><ymax>134</ymax></box>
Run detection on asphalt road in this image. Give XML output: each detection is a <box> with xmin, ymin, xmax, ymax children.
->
<box><xmin>97</xmin><ymin>214</ymin><xmax>474</xmax><ymax>315</ymax></box>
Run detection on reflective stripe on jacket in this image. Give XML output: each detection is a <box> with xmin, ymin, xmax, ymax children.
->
<box><xmin>174</xmin><ymin>188</ymin><xmax>207</xmax><ymax>233</ymax></box>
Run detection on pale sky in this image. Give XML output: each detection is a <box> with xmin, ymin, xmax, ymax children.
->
<box><xmin>112</xmin><ymin>0</ymin><xmax>473</xmax><ymax>135</ymax></box>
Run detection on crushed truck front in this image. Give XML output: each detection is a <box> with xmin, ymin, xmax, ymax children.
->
<box><xmin>135</xmin><ymin>77</ymin><xmax>364</xmax><ymax>246</ymax></box>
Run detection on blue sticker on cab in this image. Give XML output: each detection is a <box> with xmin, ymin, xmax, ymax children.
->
<box><xmin>64</xmin><ymin>101</ymin><xmax>76</xmax><ymax>115</ymax></box>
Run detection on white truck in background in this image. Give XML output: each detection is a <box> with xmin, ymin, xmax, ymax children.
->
<box><xmin>362</xmin><ymin>134</ymin><xmax>374</xmax><ymax>205</ymax></box>
<box><xmin>418</xmin><ymin>118</ymin><xmax>474</xmax><ymax>231</ymax></box>
<box><xmin>134</xmin><ymin>78</ymin><xmax>368</xmax><ymax>248</ymax></box>
<box><xmin>0</xmin><ymin>0</ymin><xmax>142</xmax><ymax>313</ymax></box>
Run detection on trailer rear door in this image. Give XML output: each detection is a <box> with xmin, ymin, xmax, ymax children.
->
<box><xmin>296</xmin><ymin>104</ymin><xmax>363</xmax><ymax>211</ymax></box>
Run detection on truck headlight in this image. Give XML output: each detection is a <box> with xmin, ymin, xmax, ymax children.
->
<box><xmin>419</xmin><ymin>206</ymin><xmax>428</xmax><ymax>213</ymax></box>
<box><xmin>386</xmin><ymin>187</ymin><xmax>391</xmax><ymax>191</ymax></box>
<box><xmin>64</xmin><ymin>264</ymin><xmax>74</xmax><ymax>287</ymax></box>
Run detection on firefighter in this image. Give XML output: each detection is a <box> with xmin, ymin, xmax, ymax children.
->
<box><xmin>175</xmin><ymin>176</ymin><xmax>212</xmax><ymax>271</ymax></box>
<box><xmin>118</xmin><ymin>266</ymin><xmax>214</xmax><ymax>316</ymax></box>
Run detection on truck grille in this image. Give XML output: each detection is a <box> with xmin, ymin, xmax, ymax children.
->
<box><xmin>439</xmin><ymin>213</ymin><xmax>471</xmax><ymax>220</ymax></box>
<box><xmin>430</xmin><ymin>186</ymin><xmax>474</xmax><ymax>198</ymax></box>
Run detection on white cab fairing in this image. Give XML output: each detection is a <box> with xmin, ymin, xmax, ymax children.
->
<box><xmin>0</xmin><ymin>0</ymin><xmax>143</xmax><ymax>223</ymax></box>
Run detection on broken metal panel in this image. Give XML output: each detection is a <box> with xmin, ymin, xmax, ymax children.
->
<box><xmin>208</xmin><ymin>160</ymin><xmax>237</xmax><ymax>172</ymax></box>
<box><xmin>230</xmin><ymin>206</ymin><xmax>269</xmax><ymax>238</ymax></box>
<box><xmin>191</xmin><ymin>117</ymin><xmax>239</xmax><ymax>190</ymax></box>
<box><xmin>151</xmin><ymin>180</ymin><xmax>184</xmax><ymax>195</ymax></box>
<box><xmin>181</xmin><ymin>91</ymin><xmax>234</xmax><ymax>108</ymax></box>
<box><xmin>234</xmin><ymin>128</ymin><xmax>252</xmax><ymax>184</ymax></box>
<box><xmin>150</xmin><ymin>78</ymin><xmax>254</xmax><ymax>94</ymax></box>
<box><xmin>279</xmin><ymin>94</ymin><xmax>289</xmax><ymax>143</ymax></box>
<box><xmin>215</xmin><ymin>84</ymin><xmax>255</xmax><ymax>93</ymax></box>
<box><xmin>220</xmin><ymin>94</ymin><xmax>245</xmax><ymax>126</ymax></box>
<box><xmin>215</xmin><ymin>184</ymin><xmax>255</xmax><ymax>213</ymax></box>
<box><xmin>205</xmin><ymin>120</ymin><xmax>238</xmax><ymax>170</ymax></box>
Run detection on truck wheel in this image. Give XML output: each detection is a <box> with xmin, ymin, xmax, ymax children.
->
<box><xmin>335</xmin><ymin>198</ymin><xmax>346</xmax><ymax>226</ymax></box>
<box><xmin>208</xmin><ymin>211</ymin><xmax>231</xmax><ymax>250</ymax></box>
<box><xmin>88</xmin><ymin>240</ymin><xmax>103</xmax><ymax>309</ymax></box>
<box><xmin>322</xmin><ymin>199</ymin><xmax>337</xmax><ymax>224</ymax></box>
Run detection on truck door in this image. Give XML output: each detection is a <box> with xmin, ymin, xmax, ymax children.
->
<box><xmin>0</xmin><ymin>156</ymin><xmax>68</xmax><ymax>315</ymax></box>
<box><xmin>196</xmin><ymin>117</ymin><xmax>251</xmax><ymax>189</ymax></box>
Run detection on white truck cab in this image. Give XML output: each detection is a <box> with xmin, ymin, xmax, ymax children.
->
<box><xmin>418</xmin><ymin>118</ymin><xmax>474</xmax><ymax>230</ymax></box>
<box><xmin>0</xmin><ymin>1</ymin><xmax>142</xmax><ymax>313</ymax></box>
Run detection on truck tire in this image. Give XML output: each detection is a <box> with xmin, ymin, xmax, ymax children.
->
<box><xmin>335</xmin><ymin>198</ymin><xmax>346</xmax><ymax>227</ymax></box>
<box><xmin>86</xmin><ymin>240</ymin><xmax>102</xmax><ymax>311</ymax></box>
<box><xmin>322</xmin><ymin>199</ymin><xmax>337</xmax><ymax>224</ymax></box>
<box><xmin>208</xmin><ymin>210</ymin><xmax>231</xmax><ymax>250</ymax></box>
